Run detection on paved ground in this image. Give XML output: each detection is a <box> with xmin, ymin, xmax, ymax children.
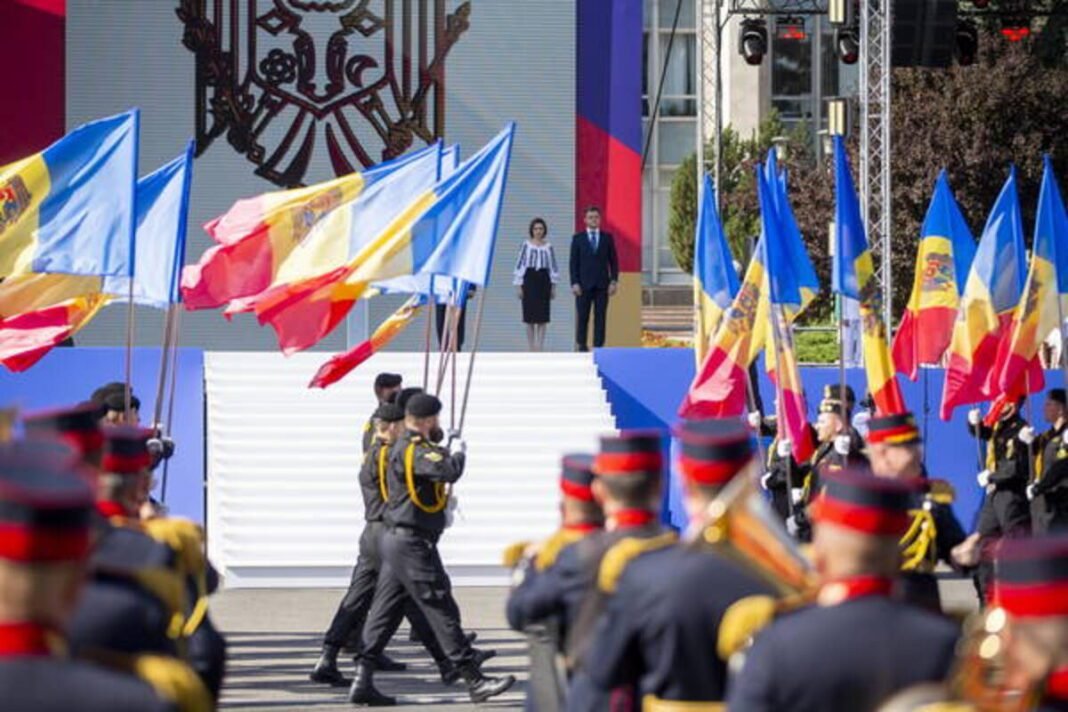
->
<box><xmin>212</xmin><ymin>587</ymin><xmax>527</xmax><ymax>711</ymax></box>
<box><xmin>213</xmin><ymin>576</ymin><xmax>979</xmax><ymax>711</ymax></box>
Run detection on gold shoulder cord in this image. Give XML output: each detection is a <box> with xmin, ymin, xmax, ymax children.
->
<box><xmin>404</xmin><ymin>441</ymin><xmax>447</xmax><ymax>513</ymax></box>
<box><xmin>377</xmin><ymin>444</ymin><xmax>390</xmax><ymax>502</ymax></box>
<box><xmin>598</xmin><ymin>532</ymin><xmax>678</xmax><ymax>594</ymax></box>
<box><xmin>899</xmin><ymin>508</ymin><xmax>938</xmax><ymax>573</ymax></box>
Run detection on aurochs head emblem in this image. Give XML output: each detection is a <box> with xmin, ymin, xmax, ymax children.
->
<box><xmin>176</xmin><ymin>0</ymin><xmax>471</xmax><ymax>187</ymax></box>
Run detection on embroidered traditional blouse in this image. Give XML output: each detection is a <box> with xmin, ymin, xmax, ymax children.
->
<box><xmin>513</xmin><ymin>241</ymin><xmax>560</xmax><ymax>285</ymax></box>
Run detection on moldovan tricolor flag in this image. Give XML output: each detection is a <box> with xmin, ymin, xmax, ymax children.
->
<box><xmin>693</xmin><ymin>174</ymin><xmax>739</xmax><ymax>364</ymax></box>
<box><xmin>255</xmin><ymin>124</ymin><xmax>515</xmax><ymax>354</ymax></box>
<box><xmin>832</xmin><ymin>137</ymin><xmax>905</xmax><ymax>415</ymax></box>
<box><xmin>0</xmin><ymin>109</ymin><xmax>138</xmax><ymax>279</ymax></box>
<box><xmin>994</xmin><ymin>156</ymin><xmax>1068</xmax><ymax>395</ymax></box>
<box><xmin>892</xmin><ymin>171</ymin><xmax>976</xmax><ymax>380</ymax></box>
<box><xmin>759</xmin><ymin>170</ymin><xmax>815</xmax><ymax>463</ymax></box>
<box><xmin>679</xmin><ymin>238</ymin><xmax>767</xmax><ymax>419</ymax></box>
<box><xmin>940</xmin><ymin>168</ymin><xmax>1030</xmax><ymax>420</ymax></box>
<box><xmin>181</xmin><ymin>142</ymin><xmax>442</xmax><ymax>310</ymax></box>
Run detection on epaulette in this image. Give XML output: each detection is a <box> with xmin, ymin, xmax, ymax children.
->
<box><xmin>132</xmin><ymin>654</ymin><xmax>213</xmax><ymax>712</ymax></box>
<box><xmin>535</xmin><ymin>528</ymin><xmax>586</xmax><ymax>572</ymax></box>
<box><xmin>143</xmin><ymin>518</ymin><xmax>210</xmax><ymax>636</ymax></box>
<box><xmin>597</xmin><ymin>532</ymin><xmax>677</xmax><ymax>594</ymax></box>
<box><xmin>926</xmin><ymin>479</ymin><xmax>955</xmax><ymax>505</ymax></box>
<box><xmin>641</xmin><ymin>695</ymin><xmax>726</xmax><ymax>711</ymax></box>
<box><xmin>717</xmin><ymin>595</ymin><xmax>778</xmax><ymax>661</ymax></box>
<box><xmin>501</xmin><ymin>541</ymin><xmax>531</xmax><ymax>569</ymax></box>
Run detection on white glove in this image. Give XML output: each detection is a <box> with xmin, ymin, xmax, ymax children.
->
<box><xmin>1027</xmin><ymin>483</ymin><xmax>1038</xmax><ymax>501</ymax></box>
<box><xmin>786</xmin><ymin>515</ymin><xmax>800</xmax><ymax>537</ymax></box>
<box><xmin>1018</xmin><ymin>426</ymin><xmax>1036</xmax><ymax>445</ymax></box>
<box><xmin>1061</xmin><ymin>429</ymin><xmax>1068</xmax><ymax>446</ymax></box>
<box><xmin>760</xmin><ymin>471</ymin><xmax>774</xmax><ymax>491</ymax></box>
<box><xmin>449</xmin><ymin>438</ymin><xmax>467</xmax><ymax>456</ymax></box>
<box><xmin>852</xmin><ymin>411</ymin><xmax>872</xmax><ymax>438</ymax></box>
<box><xmin>977</xmin><ymin>470</ymin><xmax>991</xmax><ymax>488</ymax></box>
<box><xmin>790</xmin><ymin>488</ymin><xmax>805</xmax><ymax>506</ymax></box>
<box><xmin>834</xmin><ymin>435</ymin><xmax>852</xmax><ymax>456</ymax></box>
<box><xmin>747</xmin><ymin>412</ymin><xmax>762</xmax><ymax>429</ymax></box>
<box><xmin>776</xmin><ymin>439</ymin><xmax>793</xmax><ymax>458</ymax></box>
<box><xmin>967</xmin><ymin>408</ymin><xmax>982</xmax><ymax>426</ymax></box>
<box><xmin>444</xmin><ymin>495</ymin><xmax>459</xmax><ymax>528</ymax></box>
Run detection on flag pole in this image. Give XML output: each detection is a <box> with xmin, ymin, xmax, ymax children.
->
<box><xmin>449</xmin><ymin>303</ymin><xmax>460</xmax><ymax>432</ymax></box>
<box><xmin>458</xmin><ymin>290</ymin><xmax>487</xmax><ymax>435</ymax></box>
<box><xmin>123</xmin><ymin>278</ymin><xmax>136</xmax><ymax>420</ymax></box>
<box><xmin>767</xmin><ymin>306</ymin><xmax>795</xmax><ymax>519</ymax></box>
<box><xmin>423</xmin><ymin>279</ymin><xmax>436</xmax><ymax>390</ymax></box>
<box><xmin>838</xmin><ymin>295</ymin><xmax>848</xmax><ymax>424</ymax></box>
<box><xmin>160</xmin><ymin>307</ymin><xmax>182</xmax><ymax>504</ymax></box>
<box><xmin>152</xmin><ymin>305</ymin><xmax>177</xmax><ymax>429</ymax></box>
<box><xmin>922</xmin><ymin>365</ymin><xmax>930</xmax><ymax>466</ymax></box>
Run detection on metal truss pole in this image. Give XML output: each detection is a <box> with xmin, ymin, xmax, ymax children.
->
<box><xmin>698</xmin><ymin>0</ymin><xmax>722</xmax><ymax>210</ymax></box>
<box><xmin>860</xmin><ymin>0</ymin><xmax>893</xmax><ymax>327</ymax></box>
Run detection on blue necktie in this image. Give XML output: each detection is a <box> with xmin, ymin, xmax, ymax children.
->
<box><xmin>589</xmin><ymin>231</ymin><xmax>598</xmax><ymax>252</ymax></box>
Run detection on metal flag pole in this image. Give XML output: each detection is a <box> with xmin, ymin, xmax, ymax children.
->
<box><xmin>435</xmin><ymin>305</ymin><xmax>458</xmax><ymax>397</ymax></box>
<box><xmin>922</xmin><ymin>365</ymin><xmax>931</xmax><ymax>466</ymax></box>
<box><xmin>767</xmin><ymin>306</ymin><xmax>796</xmax><ymax>519</ymax></box>
<box><xmin>152</xmin><ymin>305</ymin><xmax>177</xmax><ymax>429</ymax></box>
<box><xmin>457</xmin><ymin>290</ymin><xmax>488</xmax><ymax>435</ymax></box>
<box><xmin>838</xmin><ymin>295</ymin><xmax>848</xmax><ymax>424</ymax></box>
<box><xmin>123</xmin><ymin>278</ymin><xmax>137</xmax><ymax>420</ymax></box>
<box><xmin>160</xmin><ymin>307</ymin><xmax>183</xmax><ymax>504</ymax></box>
<box><xmin>449</xmin><ymin>302</ymin><xmax>460</xmax><ymax>432</ymax></box>
<box><xmin>423</xmin><ymin>278</ymin><xmax>436</xmax><ymax>390</ymax></box>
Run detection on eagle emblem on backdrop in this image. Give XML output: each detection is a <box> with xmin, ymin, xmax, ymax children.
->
<box><xmin>176</xmin><ymin>0</ymin><xmax>471</xmax><ymax>187</ymax></box>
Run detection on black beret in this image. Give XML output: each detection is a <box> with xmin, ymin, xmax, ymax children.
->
<box><xmin>374</xmin><ymin>373</ymin><xmax>403</xmax><ymax>390</ymax></box>
<box><xmin>90</xmin><ymin>382</ymin><xmax>126</xmax><ymax>405</ymax></box>
<box><xmin>102</xmin><ymin>391</ymin><xmax>141</xmax><ymax>413</ymax></box>
<box><xmin>374</xmin><ymin>403</ymin><xmax>405</xmax><ymax>423</ymax></box>
<box><xmin>396</xmin><ymin>387</ymin><xmax>424</xmax><ymax>411</ymax></box>
<box><xmin>406</xmin><ymin>393</ymin><xmax>442</xmax><ymax>418</ymax></box>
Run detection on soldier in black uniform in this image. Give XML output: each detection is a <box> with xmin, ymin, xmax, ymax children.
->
<box><xmin>1032</xmin><ymin>443</ymin><xmax>1068</xmax><ymax>533</ymax></box>
<box><xmin>362</xmin><ymin>373</ymin><xmax>403</xmax><ymax>453</ymax></box>
<box><xmin>727</xmin><ymin>466</ymin><xmax>960</xmax><ymax>712</ymax></box>
<box><xmin>967</xmin><ymin>396</ymin><xmax>1032</xmax><ymax>597</ymax></box>
<box><xmin>754</xmin><ymin>414</ymin><xmax>817</xmax><ymax>523</ymax></box>
<box><xmin>0</xmin><ymin>441</ymin><xmax>182</xmax><ymax>712</ymax></box>
<box><xmin>351</xmin><ymin>393</ymin><xmax>514</xmax><ymax>706</ymax></box>
<box><xmin>988</xmin><ymin>534</ymin><xmax>1068</xmax><ymax>712</ymax></box>
<box><xmin>312</xmin><ymin>402</ymin><xmax>445</xmax><ymax>685</ymax></box>
<box><xmin>1030</xmin><ymin>388</ymin><xmax>1067</xmax><ymax>534</ymax></box>
<box><xmin>788</xmin><ymin>385</ymin><xmax>867</xmax><ymax>541</ymax></box>
<box><xmin>584</xmin><ymin>418</ymin><xmax>774</xmax><ymax>706</ymax></box>
<box><xmin>505</xmin><ymin>454</ymin><xmax>604</xmax><ymax>711</ymax></box>
<box><xmin>562</xmin><ymin>431</ymin><xmax>674</xmax><ymax>712</ymax></box>
<box><xmin>866</xmin><ymin>411</ymin><xmax>968</xmax><ymax>612</ymax></box>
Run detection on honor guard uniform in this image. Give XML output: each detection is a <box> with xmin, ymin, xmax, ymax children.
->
<box><xmin>989</xmin><ymin>535</ymin><xmax>1068</xmax><ymax>712</ymax></box>
<box><xmin>0</xmin><ymin>442</ymin><xmax>180</xmax><ymax>712</ymax></box>
<box><xmin>563</xmin><ymin>431</ymin><xmax>675</xmax><ymax>712</ymax></box>
<box><xmin>1030</xmin><ymin>389</ymin><xmax>1068</xmax><ymax>534</ymax></box>
<box><xmin>866</xmin><ymin>412</ymin><xmax>967</xmax><ymax>612</ymax></box>
<box><xmin>313</xmin><ymin>402</ymin><xmax>445</xmax><ymax>686</ymax></box>
<box><xmin>967</xmin><ymin>398</ymin><xmax>1032</xmax><ymax>596</ymax></box>
<box><xmin>22</xmin><ymin>402</ymin><xmax>106</xmax><ymax>468</ymax></box>
<box><xmin>505</xmin><ymin>454</ymin><xmax>604</xmax><ymax>712</ymax></box>
<box><xmin>727</xmin><ymin>467</ymin><xmax>959</xmax><ymax>712</ymax></box>
<box><xmin>584</xmin><ymin>419</ymin><xmax>774</xmax><ymax>708</ymax></box>
<box><xmin>1031</xmin><ymin>438</ymin><xmax>1068</xmax><ymax>533</ymax></box>
<box><xmin>352</xmin><ymin>393</ymin><xmax>515</xmax><ymax>706</ymax></box>
<box><xmin>363</xmin><ymin>373</ymin><xmax>403</xmax><ymax>453</ymax></box>
<box><xmin>758</xmin><ymin>418</ymin><xmax>817</xmax><ymax>523</ymax></box>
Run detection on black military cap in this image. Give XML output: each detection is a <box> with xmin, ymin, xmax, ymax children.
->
<box><xmin>594</xmin><ymin>431</ymin><xmax>664</xmax><ymax>477</ymax></box>
<box><xmin>992</xmin><ymin>534</ymin><xmax>1068</xmax><ymax>617</ymax></box>
<box><xmin>90</xmin><ymin>382</ymin><xmax>126</xmax><ymax>405</ymax></box>
<box><xmin>102</xmin><ymin>391</ymin><xmax>141</xmax><ymax>413</ymax></box>
<box><xmin>374</xmin><ymin>403</ymin><xmax>405</xmax><ymax>423</ymax></box>
<box><xmin>22</xmin><ymin>402</ymin><xmax>104</xmax><ymax>459</ymax></box>
<box><xmin>810</xmin><ymin>466</ymin><xmax>919</xmax><ymax>537</ymax></box>
<box><xmin>561</xmin><ymin>454</ymin><xmax>596</xmax><ymax>500</ymax></box>
<box><xmin>407</xmin><ymin>393</ymin><xmax>442</xmax><ymax>418</ymax></box>
<box><xmin>673</xmin><ymin>418</ymin><xmax>755</xmax><ymax>485</ymax></box>
<box><xmin>867</xmin><ymin>411</ymin><xmax>921</xmax><ymax>446</ymax></box>
<box><xmin>396</xmin><ymin>387</ymin><xmax>424</xmax><ymax>411</ymax></box>
<box><xmin>823</xmin><ymin>384</ymin><xmax>856</xmax><ymax>404</ymax></box>
<box><xmin>374</xmin><ymin>373</ymin><xmax>403</xmax><ymax>390</ymax></box>
<box><xmin>1049</xmin><ymin>388</ymin><xmax>1067</xmax><ymax>406</ymax></box>
<box><xmin>101</xmin><ymin>426</ymin><xmax>153</xmax><ymax>475</ymax></box>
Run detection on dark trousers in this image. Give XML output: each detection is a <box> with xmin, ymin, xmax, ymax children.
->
<box><xmin>360</xmin><ymin>527</ymin><xmax>473</xmax><ymax>667</ymax></box>
<box><xmin>187</xmin><ymin>612</ymin><xmax>227</xmax><ymax>700</ymax></box>
<box><xmin>574</xmin><ymin>288</ymin><xmax>608</xmax><ymax>350</ymax></box>
<box><xmin>436</xmin><ymin>304</ymin><xmax>466</xmax><ymax>352</ymax></box>
<box><xmin>974</xmin><ymin>489</ymin><xmax>1032</xmax><ymax>597</ymax></box>
<box><xmin>323</xmin><ymin>522</ymin><xmax>444</xmax><ymax>663</ymax></box>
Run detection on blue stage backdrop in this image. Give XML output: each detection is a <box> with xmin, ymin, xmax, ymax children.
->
<box><xmin>0</xmin><ymin>348</ymin><xmax>205</xmax><ymax>524</ymax></box>
<box><xmin>595</xmin><ymin>348</ymin><xmax>1065</xmax><ymax>529</ymax></box>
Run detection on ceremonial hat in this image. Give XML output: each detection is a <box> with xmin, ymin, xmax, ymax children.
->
<box><xmin>374</xmin><ymin>403</ymin><xmax>405</xmax><ymax>423</ymax></box>
<box><xmin>819</xmin><ymin>384</ymin><xmax>855</xmax><ymax>415</ymax></box>
<box><xmin>406</xmin><ymin>393</ymin><xmax>442</xmax><ymax>418</ymax></box>
<box><xmin>991</xmin><ymin>534</ymin><xmax>1068</xmax><ymax>618</ymax></box>
<box><xmin>374</xmin><ymin>373</ymin><xmax>403</xmax><ymax>390</ymax></box>
<box><xmin>560</xmin><ymin>454</ymin><xmax>596</xmax><ymax>501</ymax></box>
<box><xmin>101</xmin><ymin>426</ymin><xmax>153</xmax><ymax>474</ymax></box>
<box><xmin>89</xmin><ymin>381</ymin><xmax>126</xmax><ymax>405</ymax></box>
<box><xmin>593</xmin><ymin>431</ymin><xmax>664</xmax><ymax>477</ymax></box>
<box><xmin>673</xmin><ymin>418</ymin><xmax>755</xmax><ymax>485</ymax></box>
<box><xmin>102</xmin><ymin>390</ymin><xmax>141</xmax><ymax>414</ymax></box>
<box><xmin>810</xmin><ymin>466</ymin><xmax>918</xmax><ymax>537</ymax></box>
<box><xmin>866</xmin><ymin>411</ymin><xmax>921</xmax><ymax>446</ymax></box>
<box><xmin>0</xmin><ymin>441</ymin><xmax>94</xmax><ymax>562</ymax></box>
<box><xmin>22</xmin><ymin>403</ymin><xmax>104</xmax><ymax>458</ymax></box>
<box><xmin>395</xmin><ymin>387</ymin><xmax>424</xmax><ymax>411</ymax></box>
<box><xmin>1049</xmin><ymin>388</ymin><xmax>1067</xmax><ymax>406</ymax></box>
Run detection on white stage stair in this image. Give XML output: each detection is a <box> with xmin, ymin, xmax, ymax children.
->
<box><xmin>204</xmin><ymin>352</ymin><xmax>616</xmax><ymax>588</ymax></box>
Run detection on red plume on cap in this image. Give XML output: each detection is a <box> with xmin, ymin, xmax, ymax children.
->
<box><xmin>809</xmin><ymin>467</ymin><xmax>919</xmax><ymax>537</ymax></box>
<box><xmin>593</xmin><ymin>431</ymin><xmax>664</xmax><ymax>477</ymax></box>
<box><xmin>990</xmin><ymin>535</ymin><xmax>1068</xmax><ymax>618</ymax></box>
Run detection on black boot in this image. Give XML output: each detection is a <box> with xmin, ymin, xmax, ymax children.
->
<box><xmin>465</xmin><ymin>631</ymin><xmax>478</xmax><ymax>646</ymax></box>
<box><xmin>373</xmin><ymin>652</ymin><xmax>407</xmax><ymax>672</ymax></box>
<box><xmin>438</xmin><ymin>659</ymin><xmax>460</xmax><ymax>686</ymax></box>
<box><xmin>348</xmin><ymin>660</ymin><xmax>396</xmax><ymax>706</ymax></box>
<box><xmin>309</xmin><ymin>644</ymin><xmax>348</xmax><ymax>686</ymax></box>
<box><xmin>461</xmin><ymin>663</ymin><xmax>515</xmax><ymax>703</ymax></box>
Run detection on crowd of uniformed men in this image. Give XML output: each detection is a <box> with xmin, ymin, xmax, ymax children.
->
<box><xmin>0</xmin><ymin>384</ymin><xmax>225</xmax><ymax>711</ymax></box>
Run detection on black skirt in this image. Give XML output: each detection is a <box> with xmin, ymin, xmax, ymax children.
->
<box><xmin>521</xmin><ymin>268</ymin><xmax>552</xmax><ymax>324</ymax></box>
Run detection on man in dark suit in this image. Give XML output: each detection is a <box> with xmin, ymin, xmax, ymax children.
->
<box><xmin>569</xmin><ymin>206</ymin><xmax>619</xmax><ymax>351</ymax></box>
